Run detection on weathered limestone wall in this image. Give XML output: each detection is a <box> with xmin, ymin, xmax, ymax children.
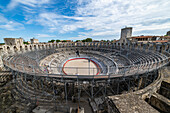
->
<box><xmin>108</xmin><ymin>93</ymin><xmax>159</xmax><ymax>113</ymax></box>
<box><xmin>4</xmin><ymin>38</ymin><xmax>23</xmax><ymax>47</ymax></box>
<box><xmin>0</xmin><ymin>41</ymin><xmax>169</xmax><ymax>70</ymax></box>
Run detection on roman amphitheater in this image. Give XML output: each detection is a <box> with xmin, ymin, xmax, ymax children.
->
<box><xmin>0</xmin><ymin>28</ymin><xmax>170</xmax><ymax>113</ymax></box>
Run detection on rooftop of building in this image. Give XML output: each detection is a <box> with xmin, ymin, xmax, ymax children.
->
<box><xmin>121</xmin><ymin>27</ymin><xmax>133</xmax><ymax>30</ymax></box>
<box><xmin>131</xmin><ymin>36</ymin><xmax>157</xmax><ymax>39</ymax></box>
<box><xmin>4</xmin><ymin>38</ymin><xmax>23</xmax><ymax>40</ymax></box>
<box><xmin>131</xmin><ymin>36</ymin><xmax>170</xmax><ymax>39</ymax></box>
<box><xmin>153</xmin><ymin>40</ymin><xmax>169</xmax><ymax>43</ymax></box>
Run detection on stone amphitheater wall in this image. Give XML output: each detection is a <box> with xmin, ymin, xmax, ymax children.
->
<box><xmin>0</xmin><ymin>42</ymin><xmax>170</xmax><ymax>69</ymax></box>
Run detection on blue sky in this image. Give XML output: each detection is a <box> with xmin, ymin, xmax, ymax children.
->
<box><xmin>0</xmin><ymin>0</ymin><xmax>170</xmax><ymax>43</ymax></box>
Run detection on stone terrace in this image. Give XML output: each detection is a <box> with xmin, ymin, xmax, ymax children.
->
<box><xmin>108</xmin><ymin>93</ymin><xmax>159</xmax><ymax>113</ymax></box>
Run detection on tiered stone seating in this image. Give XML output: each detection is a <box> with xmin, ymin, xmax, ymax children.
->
<box><xmin>2</xmin><ymin>44</ymin><xmax>169</xmax><ymax>78</ymax></box>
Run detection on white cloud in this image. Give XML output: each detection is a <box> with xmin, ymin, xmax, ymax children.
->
<box><xmin>24</xmin><ymin>0</ymin><xmax>170</xmax><ymax>39</ymax></box>
<box><xmin>36</xmin><ymin>34</ymin><xmax>56</xmax><ymax>38</ymax></box>
<box><xmin>67</xmin><ymin>0</ymin><xmax>170</xmax><ymax>39</ymax></box>
<box><xmin>7</xmin><ymin>0</ymin><xmax>51</xmax><ymax>10</ymax></box>
<box><xmin>0</xmin><ymin>14</ymin><xmax>24</xmax><ymax>31</ymax></box>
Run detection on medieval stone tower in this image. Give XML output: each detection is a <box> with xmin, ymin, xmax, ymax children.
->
<box><xmin>120</xmin><ymin>27</ymin><xmax>133</xmax><ymax>45</ymax></box>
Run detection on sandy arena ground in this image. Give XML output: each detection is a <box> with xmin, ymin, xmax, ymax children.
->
<box><xmin>63</xmin><ymin>58</ymin><xmax>99</xmax><ymax>75</ymax></box>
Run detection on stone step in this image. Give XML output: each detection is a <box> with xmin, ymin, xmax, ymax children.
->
<box><xmin>159</xmin><ymin>77</ymin><xmax>170</xmax><ymax>99</ymax></box>
<box><xmin>149</xmin><ymin>92</ymin><xmax>170</xmax><ymax>113</ymax></box>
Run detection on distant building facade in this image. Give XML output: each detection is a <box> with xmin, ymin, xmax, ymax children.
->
<box><xmin>166</xmin><ymin>31</ymin><xmax>170</xmax><ymax>36</ymax></box>
<box><xmin>26</xmin><ymin>41</ymin><xmax>31</xmax><ymax>44</ymax></box>
<box><xmin>129</xmin><ymin>36</ymin><xmax>170</xmax><ymax>43</ymax></box>
<box><xmin>116</xmin><ymin>27</ymin><xmax>170</xmax><ymax>45</ymax></box>
<box><xmin>60</xmin><ymin>40</ymin><xmax>72</xmax><ymax>42</ymax></box>
<box><xmin>30</xmin><ymin>38</ymin><xmax>39</xmax><ymax>44</ymax></box>
<box><xmin>116</xmin><ymin>27</ymin><xmax>132</xmax><ymax>45</ymax></box>
<box><xmin>4</xmin><ymin>38</ymin><xmax>23</xmax><ymax>46</ymax></box>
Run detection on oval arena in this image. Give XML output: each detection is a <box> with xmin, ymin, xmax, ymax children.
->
<box><xmin>0</xmin><ymin>26</ymin><xmax>170</xmax><ymax>112</ymax></box>
<box><xmin>1</xmin><ymin>41</ymin><xmax>169</xmax><ymax>96</ymax></box>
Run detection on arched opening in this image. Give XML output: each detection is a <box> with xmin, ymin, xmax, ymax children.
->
<box><xmin>30</xmin><ymin>46</ymin><xmax>32</xmax><ymax>50</ymax></box>
<box><xmin>159</xmin><ymin>46</ymin><xmax>162</xmax><ymax>53</ymax></box>
<box><xmin>0</xmin><ymin>48</ymin><xmax>3</xmax><ymax>54</ymax></box>
<box><xmin>20</xmin><ymin>46</ymin><xmax>23</xmax><ymax>51</ymax></box>
<box><xmin>34</xmin><ymin>45</ymin><xmax>36</xmax><ymax>50</ymax></box>
<box><xmin>7</xmin><ymin>47</ymin><xmax>10</xmax><ymax>51</ymax></box>
<box><xmin>118</xmin><ymin>43</ymin><xmax>120</xmax><ymax>46</ymax></box>
<box><xmin>38</xmin><ymin>45</ymin><xmax>41</xmax><ymax>49</ymax></box>
<box><xmin>42</xmin><ymin>45</ymin><xmax>45</xmax><ymax>49</ymax></box>
<box><xmin>14</xmin><ymin>46</ymin><xmax>17</xmax><ymax>52</ymax></box>
<box><xmin>25</xmin><ymin>46</ymin><xmax>28</xmax><ymax>50</ymax></box>
<box><xmin>7</xmin><ymin>46</ymin><xmax>10</xmax><ymax>53</ymax></box>
<box><xmin>122</xmin><ymin>43</ymin><xmax>124</xmax><ymax>48</ymax></box>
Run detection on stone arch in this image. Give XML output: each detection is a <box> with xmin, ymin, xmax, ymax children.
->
<box><xmin>25</xmin><ymin>46</ymin><xmax>28</xmax><ymax>51</ymax></box>
<box><xmin>14</xmin><ymin>46</ymin><xmax>17</xmax><ymax>52</ymax></box>
<box><xmin>159</xmin><ymin>46</ymin><xmax>162</xmax><ymax>53</ymax></box>
<box><xmin>121</xmin><ymin>43</ymin><xmax>124</xmax><ymax>48</ymax></box>
<box><xmin>20</xmin><ymin>46</ymin><xmax>23</xmax><ymax>51</ymax></box>
<box><xmin>6</xmin><ymin>46</ymin><xmax>10</xmax><ymax>53</ymax></box>
<box><xmin>0</xmin><ymin>48</ymin><xmax>3</xmax><ymax>54</ymax></box>
<box><xmin>38</xmin><ymin>45</ymin><xmax>41</xmax><ymax>49</ymax></box>
<box><xmin>7</xmin><ymin>46</ymin><xmax>10</xmax><ymax>51</ymax></box>
<box><xmin>42</xmin><ymin>45</ymin><xmax>45</xmax><ymax>49</ymax></box>
<box><xmin>34</xmin><ymin>45</ymin><xmax>37</xmax><ymax>50</ymax></box>
<box><xmin>30</xmin><ymin>45</ymin><xmax>32</xmax><ymax>51</ymax></box>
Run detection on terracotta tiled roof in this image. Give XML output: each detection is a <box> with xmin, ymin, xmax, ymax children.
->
<box><xmin>152</xmin><ymin>40</ymin><xmax>169</xmax><ymax>43</ymax></box>
<box><xmin>160</xmin><ymin>36</ymin><xmax>170</xmax><ymax>38</ymax></box>
<box><xmin>131</xmin><ymin>36</ymin><xmax>156</xmax><ymax>39</ymax></box>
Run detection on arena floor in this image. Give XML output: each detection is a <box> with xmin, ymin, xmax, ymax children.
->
<box><xmin>62</xmin><ymin>58</ymin><xmax>100</xmax><ymax>75</ymax></box>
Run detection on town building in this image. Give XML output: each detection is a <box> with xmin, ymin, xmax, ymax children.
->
<box><xmin>166</xmin><ymin>31</ymin><xmax>170</xmax><ymax>36</ymax></box>
<box><xmin>4</xmin><ymin>38</ymin><xmax>23</xmax><ymax>46</ymax></box>
<box><xmin>30</xmin><ymin>38</ymin><xmax>39</xmax><ymax>44</ymax></box>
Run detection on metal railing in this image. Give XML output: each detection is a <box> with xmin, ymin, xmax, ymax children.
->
<box><xmin>2</xmin><ymin>55</ymin><xmax>169</xmax><ymax>80</ymax></box>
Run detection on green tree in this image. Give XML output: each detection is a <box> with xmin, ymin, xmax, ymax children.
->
<box><xmin>85</xmin><ymin>38</ymin><xmax>92</xmax><ymax>42</ymax></box>
<box><xmin>48</xmin><ymin>39</ymin><xmax>55</xmax><ymax>43</ymax></box>
<box><xmin>82</xmin><ymin>39</ymin><xmax>86</xmax><ymax>42</ymax></box>
<box><xmin>62</xmin><ymin>40</ymin><xmax>67</xmax><ymax>42</ymax></box>
<box><xmin>23</xmin><ymin>42</ymin><xmax>29</xmax><ymax>45</ymax></box>
<box><xmin>56</xmin><ymin>39</ymin><xmax>60</xmax><ymax>43</ymax></box>
<box><xmin>76</xmin><ymin>40</ymin><xmax>81</xmax><ymax>42</ymax></box>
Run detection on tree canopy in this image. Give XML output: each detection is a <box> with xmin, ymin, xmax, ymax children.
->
<box><xmin>23</xmin><ymin>42</ymin><xmax>29</xmax><ymax>45</ymax></box>
<box><xmin>56</xmin><ymin>40</ymin><xmax>60</xmax><ymax>42</ymax></box>
<box><xmin>48</xmin><ymin>39</ymin><xmax>55</xmax><ymax>43</ymax></box>
<box><xmin>82</xmin><ymin>38</ymin><xmax>92</xmax><ymax>42</ymax></box>
<box><xmin>62</xmin><ymin>40</ymin><xmax>67</xmax><ymax>42</ymax></box>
